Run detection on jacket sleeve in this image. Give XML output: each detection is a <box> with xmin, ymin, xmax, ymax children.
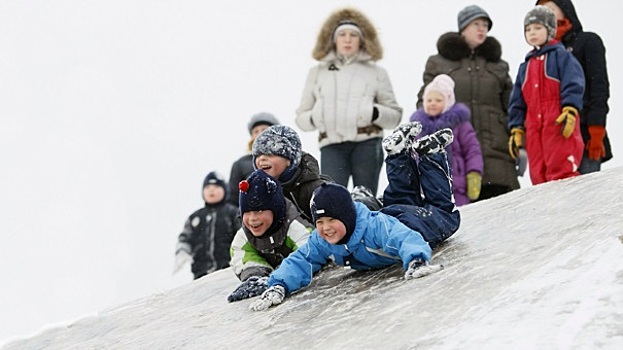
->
<box><xmin>227</xmin><ymin>159</ymin><xmax>244</xmax><ymax>207</ymax></box>
<box><xmin>459</xmin><ymin>122</ymin><xmax>484</xmax><ymax>174</ymax></box>
<box><xmin>582</xmin><ymin>32</ymin><xmax>610</xmax><ymax>125</ymax></box>
<box><xmin>267</xmin><ymin>233</ymin><xmax>328</xmax><ymax>295</ymax></box>
<box><xmin>558</xmin><ymin>51</ymin><xmax>585</xmax><ymax>111</ymax></box>
<box><xmin>508</xmin><ymin>64</ymin><xmax>528</xmax><ymax>130</ymax></box>
<box><xmin>229</xmin><ymin>229</ymin><xmax>273</xmax><ymax>281</ymax></box>
<box><xmin>372</xmin><ymin>66</ymin><xmax>403</xmax><ymax>129</ymax></box>
<box><xmin>176</xmin><ymin>216</ymin><xmax>195</xmax><ymax>255</ymax></box>
<box><xmin>378</xmin><ymin>215</ymin><xmax>432</xmax><ymax>270</ymax></box>
<box><xmin>295</xmin><ymin>67</ymin><xmax>320</xmax><ymax>132</ymax></box>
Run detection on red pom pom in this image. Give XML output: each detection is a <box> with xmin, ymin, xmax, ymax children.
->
<box><xmin>239</xmin><ymin>180</ymin><xmax>249</xmax><ymax>193</ymax></box>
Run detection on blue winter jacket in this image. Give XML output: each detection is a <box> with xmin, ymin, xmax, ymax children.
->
<box><xmin>267</xmin><ymin>202</ymin><xmax>432</xmax><ymax>294</ymax></box>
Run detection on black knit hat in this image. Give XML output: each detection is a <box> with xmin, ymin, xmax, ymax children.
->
<box><xmin>525</xmin><ymin>5</ymin><xmax>557</xmax><ymax>41</ymax></box>
<box><xmin>457</xmin><ymin>5</ymin><xmax>492</xmax><ymax>32</ymax></box>
<box><xmin>311</xmin><ymin>183</ymin><xmax>357</xmax><ymax>240</ymax></box>
<box><xmin>252</xmin><ymin>125</ymin><xmax>303</xmax><ymax>181</ymax></box>
<box><xmin>239</xmin><ymin>170</ymin><xmax>286</xmax><ymax>234</ymax></box>
<box><xmin>203</xmin><ymin>171</ymin><xmax>226</xmax><ymax>191</ymax></box>
<box><xmin>247</xmin><ymin>112</ymin><xmax>280</xmax><ymax>135</ymax></box>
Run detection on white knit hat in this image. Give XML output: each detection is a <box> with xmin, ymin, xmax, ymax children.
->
<box><xmin>333</xmin><ymin>20</ymin><xmax>363</xmax><ymax>42</ymax></box>
<box><xmin>423</xmin><ymin>74</ymin><xmax>456</xmax><ymax>114</ymax></box>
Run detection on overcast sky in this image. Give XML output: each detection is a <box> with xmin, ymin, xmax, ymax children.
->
<box><xmin>1</xmin><ymin>0</ymin><xmax>620</xmax><ymax>342</ymax></box>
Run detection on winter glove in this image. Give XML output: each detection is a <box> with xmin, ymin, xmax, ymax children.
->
<box><xmin>249</xmin><ymin>284</ymin><xmax>286</xmax><ymax>311</ymax></box>
<box><xmin>466</xmin><ymin>172</ymin><xmax>482</xmax><ymax>201</ymax></box>
<box><xmin>586</xmin><ymin>125</ymin><xmax>606</xmax><ymax>160</ymax></box>
<box><xmin>172</xmin><ymin>250</ymin><xmax>193</xmax><ymax>275</ymax></box>
<box><xmin>508</xmin><ymin>127</ymin><xmax>525</xmax><ymax>160</ymax></box>
<box><xmin>516</xmin><ymin>149</ymin><xmax>528</xmax><ymax>177</ymax></box>
<box><xmin>404</xmin><ymin>259</ymin><xmax>444</xmax><ymax>280</ymax></box>
<box><xmin>227</xmin><ymin>276</ymin><xmax>268</xmax><ymax>302</ymax></box>
<box><xmin>554</xmin><ymin>106</ymin><xmax>578</xmax><ymax>138</ymax></box>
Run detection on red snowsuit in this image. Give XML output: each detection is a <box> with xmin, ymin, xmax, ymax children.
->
<box><xmin>508</xmin><ymin>41</ymin><xmax>585</xmax><ymax>184</ymax></box>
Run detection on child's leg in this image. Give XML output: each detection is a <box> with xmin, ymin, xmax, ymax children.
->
<box><xmin>382</xmin><ymin>152</ymin><xmax>423</xmax><ymax>207</ymax></box>
<box><xmin>417</xmin><ymin>152</ymin><xmax>455</xmax><ymax>214</ymax></box>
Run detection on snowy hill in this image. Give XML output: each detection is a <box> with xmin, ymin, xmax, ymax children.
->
<box><xmin>3</xmin><ymin>168</ymin><xmax>623</xmax><ymax>349</ymax></box>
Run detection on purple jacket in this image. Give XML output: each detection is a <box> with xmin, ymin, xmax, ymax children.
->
<box><xmin>410</xmin><ymin>103</ymin><xmax>484</xmax><ymax>206</ymax></box>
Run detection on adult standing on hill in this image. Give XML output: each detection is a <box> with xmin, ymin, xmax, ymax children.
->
<box><xmin>295</xmin><ymin>7</ymin><xmax>402</xmax><ymax>195</ymax></box>
<box><xmin>536</xmin><ymin>0</ymin><xmax>612</xmax><ymax>173</ymax></box>
<box><xmin>416</xmin><ymin>5</ymin><xmax>519</xmax><ymax>200</ymax></box>
<box><xmin>227</xmin><ymin>112</ymin><xmax>280</xmax><ymax>208</ymax></box>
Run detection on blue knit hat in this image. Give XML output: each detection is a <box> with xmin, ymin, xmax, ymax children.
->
<box><xmin>252</xmin><ymin>125</ymin><xmax>303</xmax><ymax>182</ymax></box>
<box><xmin>239</xmin><ymin>170</ymin><xmax>286</xmax><ymax>234</ymax></box>
<box><xmin>311</xmin><ymin>183</ymin><xmax>357</xmax><ymax>240</ymax></box>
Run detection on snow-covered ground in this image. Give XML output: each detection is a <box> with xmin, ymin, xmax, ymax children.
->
<box><xmin>1</xmin><ymin>0</ymin><xmax>621</xmax><ymax>345</ymax></box>
<box><xmin>3</xmin><ymin>167</ymin><xmax>623</xmax><ymax>349</ymax></box>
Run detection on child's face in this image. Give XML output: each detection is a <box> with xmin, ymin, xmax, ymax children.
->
<box><xmin>203</xmin><ymin>184</ymin><xmax>225</xmax><ymax>204</ymax></box>
<box><xmin>315</xmin><ymin>217</ymin><xmax>347</xmax><ymax>244</ymax></box>
<box><xmin>242</xmin><ymin>210</ymin><xmax>274</xmax><ymax>237</ymax></box>
<box><xmin>335</xmin><ymin>29</ymin><xmax>361</xmax><ymax>57</ymax></box>
<box><xmin>255</xmin><ymin>154</ymin><xmax>291</xmax><ymax>179</ymax></box>
<box><xmin>525</xmin><ymin>23</ymin><xmax>549</xmax><ymax>47</ymax></box>
<box><xmin>461</xmin><ymin>18</ymin><xmax>489</xmax><ymax>49</ymax></box>
<box><xmin>424</xmin><ymin>91</ymin><xmax>446</xmax><ymax>117</ymax></box>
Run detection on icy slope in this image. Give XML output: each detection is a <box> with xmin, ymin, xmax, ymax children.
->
<box><xmin>4</xmin><ymin>168</ymin><xmax>623</xmax><ymax>349</ymax></box>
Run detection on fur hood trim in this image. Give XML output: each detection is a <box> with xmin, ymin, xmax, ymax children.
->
<box><xmin>312</xmin><ymin>7</ymin><xmax>382</xmax><ymax>61</ymax></box>
<box><xmin>437</xmin><ymin>32</ymin><xmax>502</xmax><ymax>62</ymax></box>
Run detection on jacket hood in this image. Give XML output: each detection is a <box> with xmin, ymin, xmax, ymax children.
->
<box><xmin>536</xmin><ymin>0</ymin><xmax>583</xmax><ymax>32</ymax></box>
<box><xmin>437</xmin><ymin>32</ymin><xmax>502</xmax><ymax>62</ymax></box>
<box><xmin>312</xmin><ymin>7</ymin><xmax>382</xmax><ymax>61</ymax></box>
<box><xmin>411</xmin><ymin>103</ymin><xmax>471</xmax><ymax>137</ymax></box>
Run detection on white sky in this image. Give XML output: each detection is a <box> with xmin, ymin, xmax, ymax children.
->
<box><xmin>1</xmin><ymin>0</ymin><xmax>620</xmax><ymax>343</ymax></box>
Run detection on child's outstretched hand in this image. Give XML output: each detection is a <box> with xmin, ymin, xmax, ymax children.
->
<box><xmin>249</xmin><ymin>285</ymin><xmax>286</xmax><ymax>311</ymax></box>
<box><xmin>227</xmin><ymin>276</ymin><xmax>268</xmax><ymax>302</ymax></box>
<box><xmin>404</xmin><ymin>259</ymin><xmax>444</xmax><ymax>280</ymax></box>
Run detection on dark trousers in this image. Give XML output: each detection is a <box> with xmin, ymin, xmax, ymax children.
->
<box><xmin>381</xmin><ymin>152</ymin><xmax>460</xmax><ymax>249</ymax></box>
<box><xmin>320</xmin><ymin>137</ymin><xmax>383</xmax><ymax>194</ymax></box>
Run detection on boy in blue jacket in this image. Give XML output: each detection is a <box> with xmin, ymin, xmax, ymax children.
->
<box><xmin>250</xmin><ymin>123</ymin><xmax>461</xmax><ymax>311</ymax></box>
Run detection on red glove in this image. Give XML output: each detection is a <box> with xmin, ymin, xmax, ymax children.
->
<box><xmin>586</xmin><ymin>125</ymin><xmax>606</xmax><ymax>160</ymax></box>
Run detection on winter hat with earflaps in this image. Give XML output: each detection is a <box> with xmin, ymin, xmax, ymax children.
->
<box><xmin>247</xmin><ymin>112</ymin><xmax>280</xmax><ymax>135</ymax></box>
<box><xmin>525</xmin><ymin>5</ymin><xmax>557</xmax><ymax>42</ymax></box>
<box><xmin>238</xmin><ymin>170</ymin><xmax>286</xmax><ymax>236</ymax></box>
<box><xmin>252</xmin><ymin>125</ymin><xmax>303</xmax><ymax>182</ymax></box>
<box><xmin>311</xmin><ymin>183</ymin><xmax>357</xmax><ymax>243</ymax></box>
<box><xmin>423</xmin><ymin>74</ymin><xmax>456</xmax><ymax>114</ymax></box>
<box><xmin>457</xmin><ymin>5</ymin><xmax>492</xmax><ymax>33</ymax></box>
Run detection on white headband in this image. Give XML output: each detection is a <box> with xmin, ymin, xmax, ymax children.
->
<box><xmin>333</xmin><ymin>23</ymin><xmax>363</xmax><ymax>42</ymax></box>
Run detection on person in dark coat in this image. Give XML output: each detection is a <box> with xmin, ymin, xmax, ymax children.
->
<box><xmin>417</xmin><ymin>5</ymin><xmax>519</xmax><ymax>201</ymax></box>
<box><xmin>410</xmin><ymin>74</ymin><xmax>484</xmax><ymax>206</ymax></box>
<box><xmin>536</xmin><ymin>0</ymin><xmax>612</xmax><ymax>174</ymax></box>
<box><xmin>227</xmin><ymin>112</ymin><xmax>280</xmax><ymax>208</ymax></box>
<box><xmin>173</xmin><ymin>171</ymin><xmax>241</xmax><ymax>279</ymax></box>
<box><xmin>508</xmin><ymin>6</ymin><xmax>585</xmax><ymax>184</ymax></box>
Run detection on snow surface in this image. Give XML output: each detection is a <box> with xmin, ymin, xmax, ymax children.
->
<box><xmin>3</xmin><ymin>168</ymin><xmax>623</xmax><ymax>349</ymax></box>
<box><xmin>1</xmin><ymin>0</ymin><xmax>621</xmax><ymax>345</ymax></box>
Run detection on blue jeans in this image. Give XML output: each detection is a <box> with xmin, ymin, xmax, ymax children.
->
<box><xmin>320</xmin><ymin>137</ymin><xmax>383</xmax><ymax>194</ymax></box>
<box><xmin>578</xmin><ymin>149</ymin><xmax>602</xmax><ymax>174</ymax></box>
<box><xmin>380</xmin><ymin>152</ymin><xmax>460</xmax><ymax>249</ymax></box>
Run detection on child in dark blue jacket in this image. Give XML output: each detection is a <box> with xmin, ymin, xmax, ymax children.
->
<box><xmin>249</xmin><ymin>123</ymin><xmax>461</xmax><ymax>311</ymax></box>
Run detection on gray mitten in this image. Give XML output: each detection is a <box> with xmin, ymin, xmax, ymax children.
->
<box><xmin>249</xmin><ymin>285</ymin><xmax>286</xmax><ymax>311</ymax></box>
<box><xmin>404</xmin><ymin>259</ymin><xmax>444</xmax><ymax>280</ymax></box>
<box><xmin>227</xmin><ymin>276</ymin><xmax>268</xmax><ymax>302</ymax></box>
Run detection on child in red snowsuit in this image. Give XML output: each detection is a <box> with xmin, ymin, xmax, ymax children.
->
<box><xmin>508</xmin><ymin>6</ymin><xmax>585</xmax><ymax>184</ymax></box>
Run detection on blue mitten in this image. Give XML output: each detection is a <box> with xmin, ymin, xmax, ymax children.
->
<box><xmin>227</xmin><ymin>276</ymin><xmax>268</xmax><ymax>302</ymax></box>
<box><xmin>249</xmin><ymin>285</ymin><xmax>286</xmax><ymax>311</ymax></box>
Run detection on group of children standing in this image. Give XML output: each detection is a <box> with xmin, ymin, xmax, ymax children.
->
<box><xmin>172</xmin><ymin>2</ymin><xmax>608</xmax><ymax>310</ymax></box>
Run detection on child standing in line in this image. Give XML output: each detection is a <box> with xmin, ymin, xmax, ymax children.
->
<box><xmin>173</xmin><ymin>171</ymin><xmax>240</xmax><ymax>280</ymax></box>
<box><xmin>508</xmin><ymin>5</ymin><xmax>585</xmax><ymax>185</ymax></box>
<box><xmin>410</xmin><ymin>74</ymin><xmax>484</xmax><ymax>206</ymax></box>
<box><xmin>227</xmin><ymin>170</ymin><xmax>312</xmax><ymax>302</ymax></box>
<box><xmin>249</xmin><ymin>123</ymin><xmax>460</xmax><ymax>311</ymax></box>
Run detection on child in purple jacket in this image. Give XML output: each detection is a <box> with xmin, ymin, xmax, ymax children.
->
<box><xmin>410</xmin><ymin>74</ymin><xmax>484</xmax><ymax>206</ymax></box>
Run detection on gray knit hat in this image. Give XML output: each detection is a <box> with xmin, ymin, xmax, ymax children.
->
<box><xmin>524</xmin><ymin>5</ymin><xmax>557</xmax><ymax>41</ymax></box>
<box><xmin>247</xmin><ymin>112</ymin><xmax>280</xmax><ymax>135</ymax></box>
<box><xmin>457</xmin><ymin>5</ymin><xmax>492</xmax><ymax>32</ymax></box>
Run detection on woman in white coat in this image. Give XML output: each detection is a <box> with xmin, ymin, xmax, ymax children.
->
<box><xmin>295</xmin><ymin>7</ymin><xmax>402</xmax><ymax>195</ymax></box>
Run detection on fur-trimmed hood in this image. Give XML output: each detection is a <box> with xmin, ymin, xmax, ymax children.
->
<box><xmin>437</xmin><ymin>32</ymin><xmax>502</xmax><ymax>63</ymax></box>
<box><xmin>312</xmin><ymin>7</ymin><xmax>382</xmax><ymax>61</ymax></box>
